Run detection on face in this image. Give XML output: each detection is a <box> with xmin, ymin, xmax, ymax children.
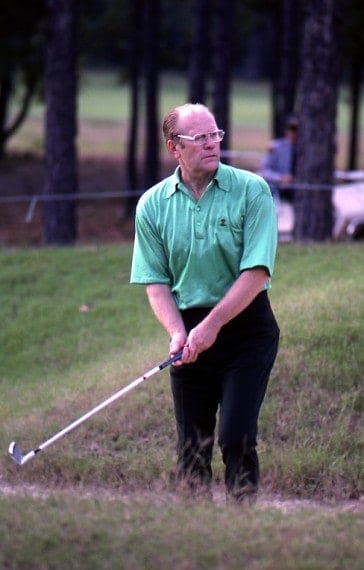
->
<box><xmin>286</xmin><ymin>127</ymin><xmax>298</xmax><ymax>143</ymax></box>
<box><xmin>167</xmin><ymin>108</ymin><xmax>221</xmax><ymax>178</ymax></box>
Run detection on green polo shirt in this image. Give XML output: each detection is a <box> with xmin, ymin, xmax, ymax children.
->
<box><xmin>130</xmin><ymin>162</ymin><xmax>277</xmax><ymax>310</ymax></box>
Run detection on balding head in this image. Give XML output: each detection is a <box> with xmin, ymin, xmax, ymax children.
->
<box><xmin>162</xmin><ymin>103</ymin><xmax>215</xmax><ymax>142</ymax></box>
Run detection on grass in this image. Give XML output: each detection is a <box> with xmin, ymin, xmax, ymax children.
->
<box><xmin>1</xmin><ymin>243</ymin><xmax>362</xmax><ymax>492</ymax></box>
<box><xmin>0</xmin><ymin>495</ymin><xmax>362</xmax><ymax>570</ymax></box>
<box><xmin>0</xmin><ymin>243</ymin><xmax>363</xmax><ymax>568</ymax></box>
<box><xmin>2</xmin><ymin>70</ymin><xmax>363</xmax><ymax>568</ymax></box>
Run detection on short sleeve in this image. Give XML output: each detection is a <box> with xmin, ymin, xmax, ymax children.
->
<box><xmin>130</xmin><ymin>202</ymin><xmax>171</xmax><ymax>284</ymax></box>
<box><xmin>239</xmin><ymin>180</ymin><xmax>278</xmax><ymax>277</ymax></box>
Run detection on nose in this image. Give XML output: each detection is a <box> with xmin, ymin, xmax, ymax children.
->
<box><xmin>203</xmin><ymin>135</ymin><xmax>216</xmax><ymax>147</ymax></box>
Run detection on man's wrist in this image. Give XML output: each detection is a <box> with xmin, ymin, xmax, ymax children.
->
<box><xmin>204</xmin><ymin>310</ymin><xmax>225</xmax><ymax>333</ymax></box>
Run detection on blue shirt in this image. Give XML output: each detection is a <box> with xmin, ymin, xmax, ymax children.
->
<box><xmin>259</xmin><ymin>138</ymin><xmax>295</xmax><ymax>184</ymax></box>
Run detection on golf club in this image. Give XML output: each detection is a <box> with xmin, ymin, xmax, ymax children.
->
<box><xmin>8</xmin><ymin>350</ymin><xmax>183</xmax><ymax>466</ymax></box>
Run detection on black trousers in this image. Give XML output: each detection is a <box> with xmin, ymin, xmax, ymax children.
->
<box><xmin>170</xmin><ymin>291</ymin><xmax>280</xmax><ymax>500</ymax></box>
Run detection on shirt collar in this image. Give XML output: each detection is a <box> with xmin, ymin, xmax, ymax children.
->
<box><xmin>166</xmin><ymin>163</ymin><xmax>229</xmax><ymax>198</ymax></box>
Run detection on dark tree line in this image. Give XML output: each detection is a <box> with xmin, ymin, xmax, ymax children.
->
<box><xmin>0</xmin><ymin>0</ymin><xmax>363</xmax><ymax>243</ymax></box>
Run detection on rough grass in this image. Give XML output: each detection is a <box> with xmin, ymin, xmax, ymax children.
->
<box><xmin>1</xmin><ymin>71</ymin><xmax>363</xmax><ymax>569</ymax></box>
<box><xmin>0</xmin><ymin>243</ymin><xmax>363</xmax><ymax>569</ymax></box>
<box><xmin>1</xmin><ymin>243</ymin><xmax>362</xmax><ymax>497</ymax></box>
<box><xmin>0</xmin><ymin>494</ymin><xmax>363</xmax><ymax>570</ymax></box>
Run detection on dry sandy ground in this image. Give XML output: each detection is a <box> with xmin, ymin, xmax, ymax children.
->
<box><xmin>0</xmin><ymin>153</ymin><xmax>140</xmax><ymax>245</ymax></box>
<box><xmin>0</xmin><ymin>482</ymin><xmax>363</xmax><ymax>514</ymax></box>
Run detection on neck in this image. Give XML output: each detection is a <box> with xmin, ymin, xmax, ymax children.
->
<box><xmin>179</xmin><ymin>168</ymin><xmax>215</xmax><ymax>199</ymax></box>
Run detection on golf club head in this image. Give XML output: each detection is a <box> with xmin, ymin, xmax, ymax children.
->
<box><xmin>7</xmin><ymin>353</ymin><xmax>181</xmax><ymax>467</ymax></box>
<box><xmin>8</xmin><ymin>441</ymin><xmax>24</xmax><ymax>465</ymax></box>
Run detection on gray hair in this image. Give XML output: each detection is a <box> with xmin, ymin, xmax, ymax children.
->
<box><xmin>162</xmin><ymin>103</ymin><xmax>213</xmax><ymax>142</ymax></box>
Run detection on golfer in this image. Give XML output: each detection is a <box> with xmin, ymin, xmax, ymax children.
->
<box><xmin>130</xmin><ymin>103</ymin><xmax>280</xmax><ymax>503</ymax></box>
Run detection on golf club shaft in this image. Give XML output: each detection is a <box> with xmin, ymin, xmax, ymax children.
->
<box><xmin>10</xmin><ymin>350</ymin><xmax>182</xmax><ymax>465</ymax></box>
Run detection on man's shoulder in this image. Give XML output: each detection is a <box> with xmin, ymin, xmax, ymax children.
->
<box><xmin>218</xmin><ymin>163</ymin><xmax>271</xmax><ymax>200</ymax></box>
<box><xmin>219</xmin><ymin>162</ymin><xmax>266</xmax><ymax>185</ymax></box>
<box><xmin>138</xmin><ymin>174</ymin><xmax>176</xmax><ymax>208</ymax></box>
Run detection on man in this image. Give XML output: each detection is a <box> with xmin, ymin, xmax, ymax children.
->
<box><xmin>258</xmin><ymin>115</ymin><xmax>299</xmax><ymax>203</ymax></box>
<box><xmin>130</xmin><ymin>103</ymin><xmax>279</xmax><ymax>503</ymax></box>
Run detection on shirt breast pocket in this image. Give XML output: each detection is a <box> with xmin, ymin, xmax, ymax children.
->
<box><xmin>215</xmin><ymin>214</ymin><xmax>244</xmax><ymax>250</ymax></box>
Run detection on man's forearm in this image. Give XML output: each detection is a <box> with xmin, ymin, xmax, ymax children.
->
<box><xmin>146</xmin><ymin>283</ymin><xmax>186</xmax><ymax>339</ymax></box>
<box><xmin>205</xmin><ymin>267</ymin><xmax>269</xmax><ymax>330</ymax></box>
<box><xmin>146</xmin><ymin>269</ymin><xmax>269</xmax><ymax>362</ymax></box>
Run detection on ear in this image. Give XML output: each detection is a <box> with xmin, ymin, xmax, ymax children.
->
<box><xmin>167</xmin><ymin>139</ymin><xmax>181</xmax><ymax>158</ymax></box>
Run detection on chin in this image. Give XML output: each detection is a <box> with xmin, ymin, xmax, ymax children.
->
<box><xmin>203</xmin><ymin>156</ymin><xmax>219</xmax><ymax>168</ymax></box>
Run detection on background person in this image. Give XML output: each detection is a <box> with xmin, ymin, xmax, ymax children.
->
<box><xmin>258</xmin><ymin>115</ymin><xmax>299</xmax><ymax>203</ymax></box>
<box><xmin>130</xmin><ymin>103</ymin><xmax>280</xmax><ymax>503</ymax></box>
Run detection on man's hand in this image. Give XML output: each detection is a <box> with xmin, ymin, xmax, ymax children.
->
<box><xmin>169</xmin><ymin>322</ymin><xmax>218</xmax><ymax>365</ymax></box>
<box><xmin>169</xmin><ymin>333</ymin><xmax>187</xmax><ymax>365</ymax></box>
<box><xmin>280</xmin><ymin>174</ymin><xmax>293</xmax><ymax>184</ymax></box>
<box><xmin>184</xmin><ymin>318</ymin><xmax>220</xmax><ymax>361</ymax></box>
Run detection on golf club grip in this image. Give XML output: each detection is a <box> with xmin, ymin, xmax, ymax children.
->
<box><xmin>160</xmin><ymin>349</ymin><xmax>183</xmax><ymax>369</ymax></box>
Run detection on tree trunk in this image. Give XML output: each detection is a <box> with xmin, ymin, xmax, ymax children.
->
<box><xmin>0</xmin><ymin>70</ymin><xmax>38</xmax><ymax>160</ymax></box>
<box><xmin>274</xmin><ymin>0</ymin><xmax>302</xmax><ymax>137</ymax></box>
<box><xmin>270</xmin><ymin>8</ymin><xmax>282</xmax><ymax>138</ymax></box>
<box><xmin>0</xmin><ymin>1</ymin><xmax>45</xmax><ymax>159</ymax></box>
<box><xmin>125</xmin><ymin>0</ymin><xmax>144</xmax><ymax>218</ymax></box>
<box><xmin>42</xmin><ymin>0</ymin><xmax>78</xmax><ymax>245</ymax></box>
<box><xmin>188</xmin><ymin>0</ymin><xmax>211</xmax><ymax>104</ymax></box>
<box><xmin>212</xmin><ymin>0</ymin><xmax>235</xmax><ymax>152</ymax></box>
<box><xmin>0</xmin><ymin>72</ymin><xmax>13</xmax><ymax>159</ymax></box>
<box><xmin>347</xmin><ymin>57</ymin><xmax>362</xmax><ymax>171</ymax></box>
<box><xmin>144</xmin><ymin>0</ymin><xmax>160</xmax><ymax>188</ymax></box>
<box><xmin>294</xmin><ymin>0</ymin><xmax>341</xmax><ymax>241</ymax></box>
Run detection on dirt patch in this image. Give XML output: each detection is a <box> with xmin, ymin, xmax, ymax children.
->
<box><xmin>0</xmin><ymin>152</ymin><xmax>176</xmax><ymax>246</ymax></box>
<box><xmin>0</xmin><ymin>150</ymin><xmax>265</xmax><ymax>246</ymax></box>
<box><xmin>0</xmin><ymin>482</ymin><xmax>363</xmax><ymax>513</ymax></box>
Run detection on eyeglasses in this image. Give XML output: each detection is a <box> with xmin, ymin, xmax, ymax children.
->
<box><xmin>175</xmin><ymin>129</ymin><xmax>225</xmax><ymax>145</ymax></box>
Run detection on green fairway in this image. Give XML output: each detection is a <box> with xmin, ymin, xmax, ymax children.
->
<box><xmin>8</xmin><ymin>70</ymin><xmax>364</xmax><ymax>169</ymax></box>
